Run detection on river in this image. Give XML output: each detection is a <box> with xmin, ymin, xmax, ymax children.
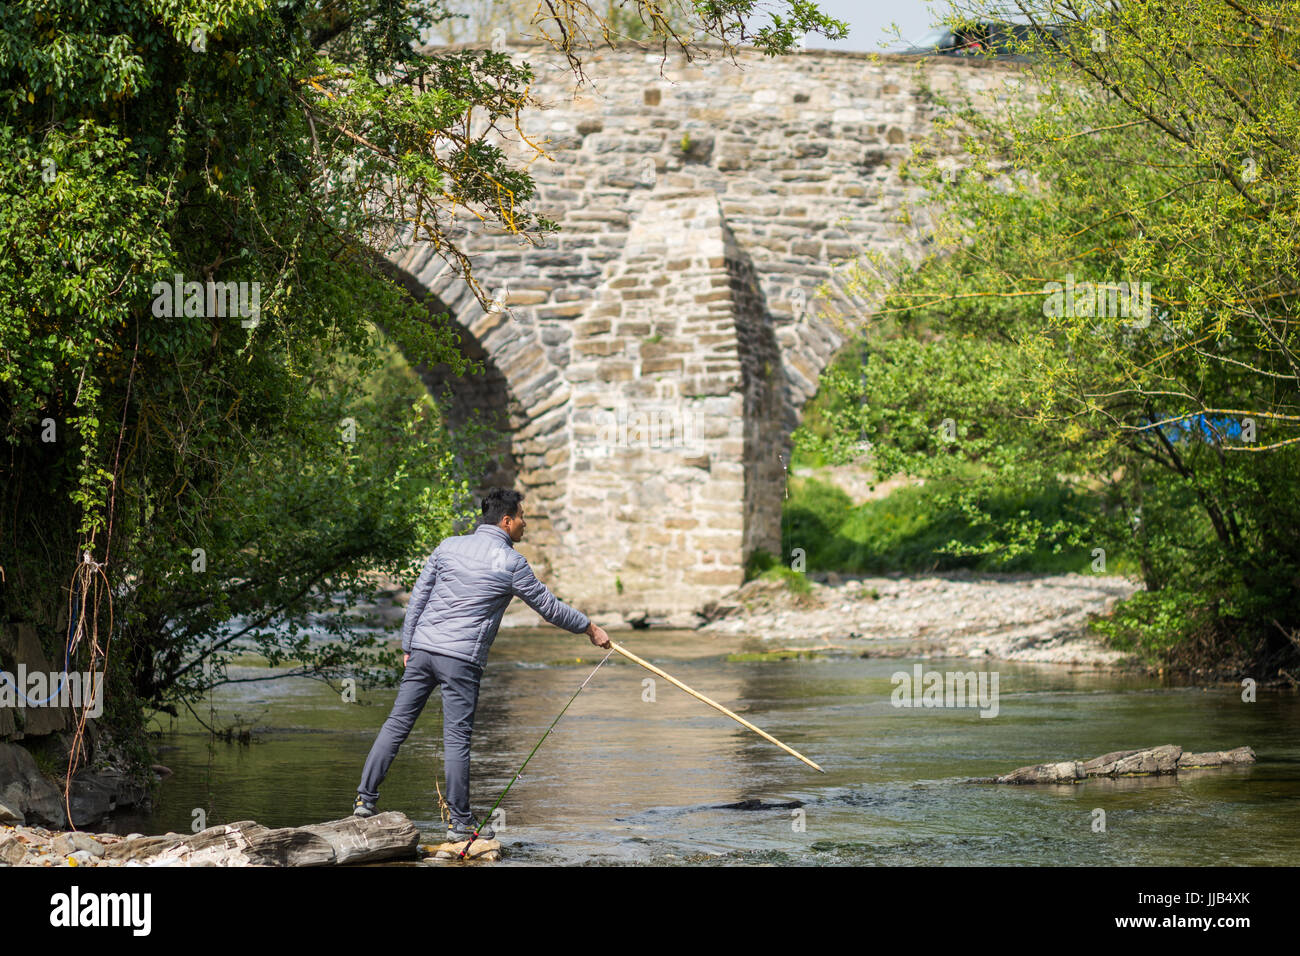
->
<box><xmin>119</xmin><ymin>629</ymin><xmax>1300</xmax><ymax>865</ymax></box>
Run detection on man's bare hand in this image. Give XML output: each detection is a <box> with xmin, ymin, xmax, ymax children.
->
<box><xmin>587</xmin><ymin>623</ymin><xmax>611</xmax><ymax>649</ymax></box>
<box><xmin>403</xmin><ymin>653</ymin><xmax>410</xmax><ymax>667</ymax></box>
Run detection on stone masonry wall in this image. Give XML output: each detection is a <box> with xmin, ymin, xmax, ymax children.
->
<box><xmin>389</xmin><ymin>42</ymin><xmax>1030</xmax><ymax>623</ymax></box>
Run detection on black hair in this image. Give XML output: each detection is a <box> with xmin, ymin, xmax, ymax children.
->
<box><xmin>481</xmin><ymin>488</ymin><xmax>524</xmax><ymax>526</ymax></box>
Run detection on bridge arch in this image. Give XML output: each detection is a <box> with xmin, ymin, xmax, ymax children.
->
<box><xmin>387</xmin><ymin>42</ymin><xmax>1024</xmax><ymax>623</ymax></box>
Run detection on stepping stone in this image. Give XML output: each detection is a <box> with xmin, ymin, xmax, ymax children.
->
<box><xmin>423</xmin><ymin>839</ymin><xmax>502</xmax><ymax>862</ymax></box>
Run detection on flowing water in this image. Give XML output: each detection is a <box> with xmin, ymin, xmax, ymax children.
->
<box><xmin>118</xmin><ymin>630</ymin><xmax>1300</xmax><ymax>865</ymax></box>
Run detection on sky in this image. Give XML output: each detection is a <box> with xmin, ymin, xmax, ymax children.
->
<box><xmin>800</xmin><ymin>0</ymin><xmax>960</xmax><ymax>52</ymax></box>
<box><xmin>425</xmin><ymin>1</ymin><xmax>968</xmax><ymax>54</ymax></box>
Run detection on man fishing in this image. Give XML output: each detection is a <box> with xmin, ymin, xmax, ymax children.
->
<box><xmin>353</xmin><ymin>487</ymin><xmax>611</xmax><ymax>841</ymax></box>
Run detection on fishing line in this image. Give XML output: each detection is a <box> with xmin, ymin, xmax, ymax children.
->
<box><xmin>457</xmin><ymin>644</ymin><xmax>616</xmax><ymax>859</ymax></box>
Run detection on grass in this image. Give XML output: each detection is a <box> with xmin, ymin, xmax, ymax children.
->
<box><xmin>747</xmin><ymin>472</ymin><xmax>1140</xmax><ymax>581</ymax></box>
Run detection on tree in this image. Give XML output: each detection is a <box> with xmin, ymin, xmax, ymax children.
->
<box><xmin>0</xmin><ymin>0</ymin><xmax>846</xmax><ymax>766</ymax></box>
<box><xmin>799</xmin><ymin>0</ymin><xmax>1300</xmax><ymax>674</ymax></box>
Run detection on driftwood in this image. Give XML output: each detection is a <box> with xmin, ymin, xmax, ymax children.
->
<box><xmin>968</xmin><ymin>745</ymin><xmax>1255</xmax><ymax>784</ymax></box>
<box><xmin>102</xmin><ymin>811</ymin><xmax>421</xmax><ymax>866</ymax></box>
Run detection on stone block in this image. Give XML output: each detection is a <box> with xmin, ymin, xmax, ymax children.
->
<box><xmin>575</xmin><ymin>340</ymin><xmax>627</xmax><ymax>357</ymax></box>
<box><xmin>597</xmin><ymin>361</ymin><xmax>636</xmax><ymax>381</ymax></box>
<box><xmin>642</xmin><ymin>358</ymin><xmax>684</xmax><ymax>374</ymax></box>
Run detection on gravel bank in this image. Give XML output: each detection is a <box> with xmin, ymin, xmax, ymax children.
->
<box><xmin>699</xmin><ymin>570</ymin><xmax>1144</xmax><ymax>666</ymax></box>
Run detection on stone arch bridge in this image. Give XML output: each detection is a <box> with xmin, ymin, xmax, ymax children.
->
<box><xmin>387</xmin><ymin>41</ymin><xmax>1027</xmax><ymax>625</ymax></box>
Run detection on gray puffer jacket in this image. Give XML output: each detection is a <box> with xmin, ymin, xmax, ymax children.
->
<box><xmin>400</xmin><ymin>522</ymin><xmax>590</xmax><ymax>668</ymax></box>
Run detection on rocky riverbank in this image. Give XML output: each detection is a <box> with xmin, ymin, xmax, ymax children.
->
<box><xmin>696</xmin><ymin>570</ymin><xmax>1144</xmax><ymax>666</ymax></box>
<box><xmin>0</xmin><ymin>812</ymin><xmax>491</xmax><ymax>867</ymax></box>
<box><xmin>0</xmin><ymin>740</ymin><xmax>152</xmax><ymax>829</ymax></box>
<box><xmin>369</xmin><ymin>564</ymin><xmax>1145</xmax><ymax>665</ymax></box>
<box><xmin>361</xmin><ymin>561</ymin><xmax>1144</xmax><ymax>665</ymax></box>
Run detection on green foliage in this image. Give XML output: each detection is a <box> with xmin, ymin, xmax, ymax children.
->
<box><xmin>0</xmin><ymin>0</ymin><xmax>848</xmax><ymax>745</ymax></box>
<box><xmin>800</xmin><ymin>0</ymin><xmax>1300</xmax><ymax>673</ymax></box>
<box><xmin>777</xmin><ymin>476</ymin><xmax>1136</xmax><ymax>576</ymax></box>
<box><xmin>0</xmin><ymin>0</ymin><xmax>546</xmax><ymax>719</ymax></box>
<box><xmin>744</xmin><ymin>550</ymin><xmax>812</xmax><ymax>595</ymax></box>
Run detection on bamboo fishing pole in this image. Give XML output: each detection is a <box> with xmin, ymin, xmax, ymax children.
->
<box><xmin>609</xmin><ymin>641</ymin><xmax>825</xmax><ymax>773</ymax></box>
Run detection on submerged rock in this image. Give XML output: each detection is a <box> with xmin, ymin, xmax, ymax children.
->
<box><xmin>713</xmin><ymin>799</ymin><xmax>805</xmax><ymax>811</ymax></box>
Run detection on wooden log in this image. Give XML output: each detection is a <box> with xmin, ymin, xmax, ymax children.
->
<box><xmin>103</xmin><ymin>821</ymin><xmax>265</xmax><ymax>862</ymax></box>
<box><xmin>1109</xmin><ymin>744</ymin><xmax>1183</xmax><ymax>775</ymax></box>
<box><xmin>1079</xmin><ymin>749</ymin><xmax>1142</xmax><ymax>776</ymax></box>
<box><xmin>971</xmin><ymin>745</ymin><xmax>1256</xmax><ymax>784</ymax></box>
<box><xmin>102</xmin><ymin>812</ymin><xmax>420</xmax><ymax>866</ymax></box>
<box><xmin>242</xmin><ymin>828</ymin><xmax>337</xmax><ymax>867</ymax></box>
<box><xmin>1178</xmin><ymin>746</ymin><xmax>1256</xmax><ymax>769</ymax></box>
<box><xmin>996</xmin><ymin>760</ymin><xmax>1083</xmax><ymax>784</ymax></box>
<box><xmin>298</xmin><ymin>812</ymin><xmax>421</xmax><ymax>866</ymax></box>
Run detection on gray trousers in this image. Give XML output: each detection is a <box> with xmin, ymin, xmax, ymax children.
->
<box><xmin>358</xmin><ymin>648</ymin><xmax>483</xmax><ymax>827</ymax></box>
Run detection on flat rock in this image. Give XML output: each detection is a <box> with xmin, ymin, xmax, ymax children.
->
<box><xmin>52</xmin><ymin>832</ymin><xmax>105</xmax><ymax>857</ymax></box>
<box><xmin>229</xmin><ymin>827</ymin><xmax>334</xmax><ymax>867</ymax></box>
<box><xmin>426</xmin><ymin>838</ymin><xmax>502</xmax><ymax>861</ymax></box>
<box><xmin>0</xmin><ymin>832</ymin><xmax>29</xmax><ymax>865</ymax></box>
